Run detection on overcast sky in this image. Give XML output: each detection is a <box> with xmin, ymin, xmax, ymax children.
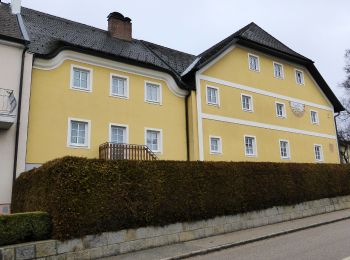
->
<box><xmin>11</xmin><ymin>0</ymin><xmax>350</xmax><ymax>98</ymax></box>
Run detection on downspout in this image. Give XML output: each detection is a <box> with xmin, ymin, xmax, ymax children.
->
<box><xmin>334</xmin><ymin>112</ymin><xmax>341</xmax><ymax>163</ymax></box>
<box><xmin>185</xmin><ymin>92</ymin><xmax>191</xmax><ymax>161</ymax></box>
<box><xmin>12</xmin><ymin>46</ymin><xmax>27</xmax><ymax>190</ymax></box>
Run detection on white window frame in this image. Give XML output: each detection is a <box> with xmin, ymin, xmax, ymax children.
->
<box><xmin>67</xmin><ymin>117</ymin><xmax>91</xmax><ymax>149</ymax></box>
<box><xmin>279</xmin><ymin>139</ymin><xmax>291</xmax><ymax>160</ymax></box>
<box><xmin>209</xmin><ymin>135</ymin><xmax>222</xmax><ymax>154</ymax></box>
<box><xmin>310</xmin><ymin>110</ymin><xmax>319</xmax><ymax>125</ymax></box>
<box><xmin>273</xmin><ymin>61</ymin><xmax>284</xmax><ymax>79</ymax></box>
<box><xmin>314</xmin><ymin>144</ymin><xmax>324</xmax><ymax>162</ymax></box>
<box><xmin>70</xmin><ymin>65</ymin><xmax>93</xmax><ymax>92</ymax></box>
<box><xmin>248</xmin><ymin>53</ymin><xmax>260</xmax><ymax>72</ymax></box>
<box><xmin>241</xmin><ymin>94</ymin><xmax>254</xmax><ymax>112</ymax></box>
<box><xmin>144</xmin><ymin>128</ymin><xmax>163</xmax><ymax>154</ymax></box>
<box><xmin>206</xmin><ymin>85</ymin><xmax>220</xmax><ymax>106</ymax></box>
<box><xmin>275</xmin><ymin>101</ymin><xmax>287</xmax><ymax>118</ymax></box>
<box><xmin>295</xmin><ymin>69</ymin><xmax>305</xmax><ymax>85</ymax></box>
<box><xmin>244</xmin><ymin>135</ymin><xmax>257</xmax><ymax>157</ymax></box>
<box><xmin>110</xmin><ymin>74</ymin><xmax>129</xmax><ymax>99</ymax></box>
<box><xmin>109</xmin><ymin>123</ymin><xmax>129</xmax><ymax>144</ymax></box>
<box><xmin>144</xmin><ymin>81</ymin><xmax>162</xmax><ymax>105</ymax></box>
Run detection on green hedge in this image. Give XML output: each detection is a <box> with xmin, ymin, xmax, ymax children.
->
<box><xmin>0</xmin><ymin>212</ymin><xmax>52</xmax><ymax>246</ymax></box>
<box><xmin>12</xmin><ymin>157</ymin><xmax>350</xmax><ymax>240</ymax></box>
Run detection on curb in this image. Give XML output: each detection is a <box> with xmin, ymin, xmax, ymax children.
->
<box><xmin>161</xmin><ymin>215</ymin><xmax>350</xmax><ymax>260</ymax></box>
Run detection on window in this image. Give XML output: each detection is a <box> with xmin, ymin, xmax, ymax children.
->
<box><xmin>279</xmin><ymin>140</ymin><xmax>290</xmax><ymax>159</ymax></box>
<box><xmin>273</xmin><ymin>62</ymin><xmax>284</xmax><ymax>79</ymax></box>
<box><xmin>145</xmin><ymin>129</ymin><xmax>162</xmax><ymax>153</ymax></box>
<box><xmin>206</xmin><ymin>86</ymin><xmax>219</xmax><ymax>106</ymax></box>
<box><xmin>241</xmin><ymin>94</ymin><xmax>253</xmax><ymax>112</ymax></box>
<box><xmin>111</xmin><ymin>75</ymin><xmax>128</xmax><ymax>98</ymax></box>
<box><xmin>295</xmin><ymin>69</ymin><xmax>305</xmax><ymax>85</ymax></box>
<box><xmin>310</xmin><ymin>110</ymin><xmax>319</xmax><ymax>124</ymax></box>
<box><xmin>248</xmin><ymin>54</ymin><xmax>260</xmax><ymax>71</ymax></box>
<box><xmin>110</xmin><ymin>124</ymin><xmax>128</xmax><ymax>144</ymax></box>
<box><xmin>209</xmin><ymin>136</ymin><xmax>222</xmax><ymax>154</ymax></box>
<box><xmin>244</xmin><ymin>136</ymin><xmax>257</xmax><ymax>157</ymax></box>
<box><xmin>314</xmin><ymin>145</ymin><xmax>324</xmax><ymax>162</ymax></box>
<box><xmin>276</xmin><ymin>102</ymin><xmax>286</xmax><ymax>118</ymax></box>
<box><xmin>145</xmin><ymin>82</ymin><xmax>161</xmax><ymax>104</ymax></box>
<box><xmin>68</xmin><ymin>118</ymin><xmax>90</xmax><ymax>148</ymax></box>
<box><xmin>71</xmin><ymin>66</ymin><xmax>92</xmax><ymax>91</ymax></box>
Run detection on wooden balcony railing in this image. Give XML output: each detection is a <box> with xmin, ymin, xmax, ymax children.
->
<box><xmin>99</xmin><ymin>143</ymin><xmax>158</xmax><ymax>161</ymax></box>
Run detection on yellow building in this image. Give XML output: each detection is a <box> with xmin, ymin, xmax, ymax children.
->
<box><xmin>1</xmin><ymin>4</ymin><xmax>343</xmax><ymax>175</ymax></box>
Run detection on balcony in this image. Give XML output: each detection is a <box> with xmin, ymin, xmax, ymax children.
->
<box><xmin>0</xmin><ymin>88</ymin><xmax>17</xmax><ymax>130</ymax></box>
<box><xmin>99</xmin><ymin>143</ymin><xmax>158</xmax><ymax>161</ymax></box>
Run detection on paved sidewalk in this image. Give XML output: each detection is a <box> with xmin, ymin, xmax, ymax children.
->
<box><xmin>103</xmin><ymin>209</ymin><xmax>350</xmax><ymax>260</ymax></box>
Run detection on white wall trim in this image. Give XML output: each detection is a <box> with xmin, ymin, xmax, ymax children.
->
<box><xmin>198</xmin><ymin>46</ymin><xmax>235</xmax><ymax>75</ymax></box>
<box><xmin>199</xmin><ymin>75</ymin><xmax>333</xmax><ymax>111</ymax></box>
<box><xmin>195</xmin><ymin>72</ymin><xmax>204</xmax><ymax>161</ymax></box>
<box><xmin>0</xmin><ymin>39</ymin><xmax>25</xmax><ymax>49</ymax></box>
<box><xmin>33</xmin><ymin>50</ymin><xmax>188</xmax><ymax>98</ymax></box>
<box><xmin>202</xmin><ymin>113</ymin><xmax>337</xmax><ymax>140</ymax></box>
<box><xmin>110</xmin><ymin>73</ymin><xmax>129</xmax><ymax>99</ymax></box>
<box><xmin>109</xmin><ymin>123</ymin><xmax>129</xmax><ymax>144</ymax></box>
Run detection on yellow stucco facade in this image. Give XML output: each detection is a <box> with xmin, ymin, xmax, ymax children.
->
<box><xmin>25</xmin><ymin>45</ymin><xmax>340</xmax><ymax>166</ymax></box>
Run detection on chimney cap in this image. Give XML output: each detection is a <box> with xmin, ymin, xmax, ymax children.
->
<box><xmin>107</xmin><ymin>12</ymin><xmax>131</xmax><ymax>22</ymax></box>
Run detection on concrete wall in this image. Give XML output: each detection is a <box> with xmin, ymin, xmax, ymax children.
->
<box><xmin>0</xmin><ymin>40</ymin><xmax>23</xmax><ymax>214</ymax></box>
<box><xmin>2</xmin><ymin>195</ymin><xmax>350</xmax><ymax>259</ymax></box>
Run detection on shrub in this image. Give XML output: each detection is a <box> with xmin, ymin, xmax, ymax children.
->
<box><xmin>12</xmin><ymin>157</ymin><xmax>350</xmax><ymax>240</ymax></box>
<box><xmin>0</xmin><ymin>212</ymin><xmax>52</xmax><ymax>246</ymax></box>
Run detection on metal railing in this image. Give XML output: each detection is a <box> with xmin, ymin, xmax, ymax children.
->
<box><xmin>99</xmin><ymin>143</ymin><xmax>158</xmax><ymax>161</ymax></box>
<box><xmin>0</xmin><ymin>88</ymin><xmax>16</xmax><ymax>115</ymax></box>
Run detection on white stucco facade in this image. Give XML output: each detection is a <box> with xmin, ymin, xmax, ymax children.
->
<box><xmin>0</xmin><ymin>39</ymin><xmax>32</xmax><ymax>214</ymax></box>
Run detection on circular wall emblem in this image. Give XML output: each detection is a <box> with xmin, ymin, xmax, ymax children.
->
<box><xmin>290</xmin><ymin>101</ymin><xmax>305</xmax><ymax>117</ymax></box>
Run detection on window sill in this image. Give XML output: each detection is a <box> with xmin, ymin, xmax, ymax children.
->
<box><xmin>245</xmin><ymin>154</ymin><xmax>257</xmax><ymax>158</ymax></box>
<box><xmin>110</xmin><ymin>94</ymin><xmax>129</xmax><ymax>100</ymax></box>
<box><xmin>145</xmin><ymin>100</ymin><xmax>162</xmax><ymax>106</ymax></box>
<box><xmin>210</xmin><ymin>151</ymin><xmax>222</xmax><ymax>155</ymax></box>
<box><xmin>70</xmin><ymin>87</ymin><xmax>92</xmax><ymax>93</ymax></box>
<box><xmin>68</xmin><ymin>144</ymin><xmax>90</xmax><ymax>149</ymax></box>
<box><xmin>243</xmin><ymin>109</ymin><xmax>254</xmax><ymax>113</ymax></box>
<box><xmin>207</xmin><ymin>103</ymin><xmax>220</xmax><ymax>108</ymax></box>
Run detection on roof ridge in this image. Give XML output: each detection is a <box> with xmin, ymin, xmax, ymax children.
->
<box><xmin>141</xmin><ymin>40</ymin><xmax>195</xmax><ymax>57</ymax></box>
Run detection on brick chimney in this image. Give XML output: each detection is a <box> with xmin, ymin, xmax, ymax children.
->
<box><xmin>107</xmin><ymin>12</ymin><xmax>132</xmax><ymax>41</ymax></box>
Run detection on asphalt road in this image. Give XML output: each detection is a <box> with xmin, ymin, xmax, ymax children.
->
<box><xmin>188</xmin><ymin>219</ymin><xmax>350</xmax><ymax>260</ymax></box>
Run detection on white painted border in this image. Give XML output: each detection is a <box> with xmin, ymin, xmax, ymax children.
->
<box><xmin>144</xmin><ymin>81</ymin><xmax>163</xmax><ymax>105</ymax></box>
<box><xmin>109</xmin><ymin>123</ymin><xmax>129</xmax><ymax>144</ymax></box>
<box><xmin>279</xmin><ymin>139</ymin><xmax>291</xmax><ymax>160</ymax></box>
<box><xmin>248</xmin><ymin>53</ymin><xmax>260</xmax><ymax>72</ymax></box>
<box><xmin>241</xmin><ymin>93</ymin><xmax>254</xmax><ymax>112</ymax></box>
<box><xmin>202</xmin><ymin>113</ymin><xmax>337</xmax><ymax>140</ymax></box>
<box><xmin>196</xmin><ymin>72</ymin><xmax>204</xmax><ymax>161</ymax></box>
<box><xmin>209</xmin><ymin>135</ymin><xmax>222</xmax><ymax>154</ymax></box>
<box><xmin>110</xmin><ymin>73</ymin><xmax>129</xmax><ymax>99</ymax></box>
<box><xmin>206</xmin><ymin>85</ymin><xmax>220</xmax><ymax>107</ymax></box>
<box><xmin>144</xmin><ymin>127</ymin><xmax>163</xmax><ymax>154</ymax></box>
<box><xmin>244</xmin><ymin>135</ymin><xmax>258</xmax><ymax>157</ymax></box>
<box><xmin>67</xmin><ymin>117</ymin><xmax>91</xmax><ymax>149</ymax></box>
<box><xmin>275</xmin><ymin>101</ymin><xmax>287</xmax><ymax>119</ymax></box>
<box><xmin>295</xmin><ymin>69</ymin><xmax>305</xmax><ymax>86</ymax></box>
<box><xmin>199</xmin><ymin>75</ymin><xmax>333</xmax><ymax>111</ymax></box>
<box><xmin>314</xmin><ymin>144</ymin><xmax>324</xmax><ymax>162</ymax></box>
<box><xmin>273</xmin><ymin>61</ymin><xmax>284</xmax><ymax>79</ymax></box>
<box><xmin>310</xmin><ymin>110</ymin><xmax>320</xmax><ymax>125</ymax></box>
<box><xmin>70</xmin><ymin>64</ymin><xmax>93</xmax><ymax>92</ymax></box>
<box><xmin>34</xmin><ymin>50</ymin><xmax>188</xmax><ymax>98</ymax></box>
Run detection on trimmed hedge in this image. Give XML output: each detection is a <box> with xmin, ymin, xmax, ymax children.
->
<box><xmin>12</xmin><ymin>157</ymin><xmax>350</xmax><ymax>240</ymax></box>
<box><xmin>0</xmin><ymin>212</ymin><xmax>52</xmax><ymax>246</ymax></box>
